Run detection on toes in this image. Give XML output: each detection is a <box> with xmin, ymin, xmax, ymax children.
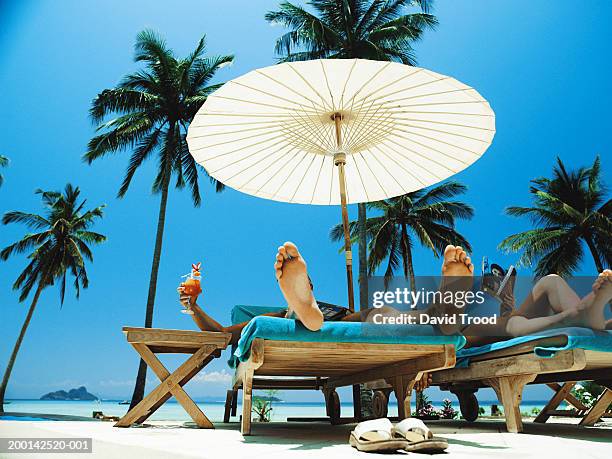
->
<box><xmin>455</xmin><ymin>247</ymin><xmax>464</xmax><ymax>262</ymax></box>
<box><xmin>465</xmin><ymin>257</ymin><xmax>474</xmax><ymax>272</ymax></box>
<box><xmin>283</xmin><ymin>241</ymin><xmax>300</xmax><ymax>259</ymax></box>
<box><xmin>274</xmin><ymin>265</ymin><xmax>282</xmax><ymax>280</ymax></box>
<box><xmin>459</xmin><ymin>251</ymin><xmax>467</xmax><ymax>263</ymax></box>
<box><xmin>278</xmin><ymin>245</ymin><xmax>288</xmax><ymax>260</ymax></box>
<box><xmin>443</xmin><ymin>245</ymin><xmax>457</xmax><ymax>261</ymax></box>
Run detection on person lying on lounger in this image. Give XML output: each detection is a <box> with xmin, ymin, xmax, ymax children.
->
<box><xmin>178</xmin><ymin>242</ymin><xmax>612</xmax><ymax>347</ymax></box>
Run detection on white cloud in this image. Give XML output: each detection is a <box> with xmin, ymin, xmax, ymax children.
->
<box><xmin>192</xmin><ymin>369</ymin><xmax>232</xmax><ymax>383</ymax></box>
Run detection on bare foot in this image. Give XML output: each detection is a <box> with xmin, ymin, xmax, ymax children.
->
<box><xmin>441</xmin><ymin>245</ymin><xmax>474</xmax><ymax>277</ymax></box>
<box><xmin>431</xmin><ymin>246</ymin><xmax>475</xmax><ymax>334</ymax></box>
<box><xmin>563</xmin><ymin>270</ymin><xmax>612</xmax><ymax>331</ymax></box>
<box><xmin>274</xmin><ymin>242</ymin><xmax>323</xmax><ymax>331</ymax></box>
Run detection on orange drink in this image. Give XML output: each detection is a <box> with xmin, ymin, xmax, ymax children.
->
<box><xmin>181</xmin><ymin>262</ymin><xmax>202</xmax><ymax>315</ymax></box>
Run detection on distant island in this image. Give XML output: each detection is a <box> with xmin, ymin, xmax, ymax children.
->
<box><xmin>40</xmin><ymin>386</ymin><xmax>98</xmax><ymax>401</ymax></box>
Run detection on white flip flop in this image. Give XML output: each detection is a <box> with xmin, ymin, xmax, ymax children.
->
<box><xmin>349</xmin><ymin>418</ymin><xmax>408</xmax><ymax>453</ymax></box>
<box><xmin>392</xmin><ymin>418</ymin><xmax>448</xmax><ymax>453</ymax></box>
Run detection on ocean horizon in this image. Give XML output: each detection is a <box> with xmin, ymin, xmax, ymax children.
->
<box><xmin>4</xmin><ymin>399</ymin><xmax>556</xmax><ymax>423</ymax></box>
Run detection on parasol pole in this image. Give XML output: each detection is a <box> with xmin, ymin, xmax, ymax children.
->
<box><xmin>333</xmin><ymin>113</ymin><xmax>355</xmax><ymax>313</ymax></box>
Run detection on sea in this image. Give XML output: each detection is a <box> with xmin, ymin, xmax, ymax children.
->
<box><xmin>2</xmin><ymin>399</ymin><xmax>553</xmax><ymax>422</ymax></box>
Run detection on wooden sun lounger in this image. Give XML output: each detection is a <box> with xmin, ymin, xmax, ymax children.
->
<box><xmin>229</xmin><ymin>339</ymin><xmax>456</xmax><ymax>435</ymax></box>
<box><xmin>431</xmin><ymin>336</ymin><xmax>612</xmax><ymax>433</ymax></box>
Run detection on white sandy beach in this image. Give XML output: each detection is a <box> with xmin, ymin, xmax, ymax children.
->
<box><xmin>1</xmin><ymin>418</ymin><xmax>610</xmax><ymax>459</ymax></box>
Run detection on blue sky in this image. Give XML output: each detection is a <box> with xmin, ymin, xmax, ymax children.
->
<box><xmin>0</xmin><ymin>0</ymin><xmax>610</xmax><ymax>403</ymax></box>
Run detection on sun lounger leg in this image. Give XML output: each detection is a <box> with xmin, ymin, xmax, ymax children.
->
<box><xmin>241</xmin><ymin>368</ymin><xmax>255</xmax><ymax>435</ymax></box>
<box><xmin>223</xmin><ymin>390</ymin><xmax>233</xmax><ymax>423</ymax></box>
<box><xmin>579</xmin><ymin>385</ymin><xmax>612</xmax><ymax>426</ymax></box>
<box><xmin>485</xmin><ymin>374</ymin><xmax>536</xmax><ymax>433</ymax></box>
<box><xmin>231</xmin><ymin>389</ymin><xmax>238</xmax><ymax>416</ymax></box>
<box><xmin>387</xmin><ymin>374</ymin><xmax>419</xmax><ymax>419</ymax></box>
<box><xmin>534</xmin><ymin>382</ymin><xmax>576</xmax><ymax>424</ymax></box>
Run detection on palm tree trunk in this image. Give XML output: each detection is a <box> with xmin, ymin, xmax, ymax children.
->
<box><xmin>128</xmin><ymin>173</ymin><xmax>171</xmax><ymax>410</ymax></box>
<box><xmin>584</xmin><ymin>235</ymin><xmax>604</xmax><ymax>273</ymax></box>
<box><xmin>401</xmin><ymin>224</ymin><xmax>416</xmax><ymax>291</ymax></box>
<box><xmin>356</xmin><ymin>203</ymin><xmax>372</xmax><ymax>419</ymax></box>
<box><xmin>357</xmin><ymin>203</ymin><xmax>368</xmax><ymax>310</ymax></box>
<box><xmin>0</xmin><ymin>283</ymin><xmax>44</xmax><ymax>413</ymax></box>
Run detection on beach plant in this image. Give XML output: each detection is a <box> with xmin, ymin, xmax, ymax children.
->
<box><xmin>331</xmin><ymin>181</ymin><xmax>473</xmax><ymax>290</ymax></box>
<box><xmin>0</xmin><ymin>155</ymin><xmax>8</xmax><ymax>187</ymax></box>
<box><xmin>499</xmin><ymin>156</ymin><xmax>611</xmax><ymax>276</ymax></box>
<box><xmin>84</xmin><ymin>30</ymin><xmax>233</xmax><ymax>409</ymax></box>
<box><xmin>252</xmin><ymin>389</ymin><xmax>280</xmax><ymax>422</ymax></box>
<box><xmin>413</xmin><ymin>391</ymin><xmax>438</xmax><ymax>418</ymax></box>
<box><xmin>252</xmin><ymin>397</ymin><xmax>272</xmax><ymax>422</ymax></box>
<box><xmin>439</xmin><ymin>398</ymin><xmax>457</xmax><ymax>419</ymax></box>
<box><xmin>571</xmin><ymin>382</ymin><xmax>597</xmax><ymax>408</ymax></box>
<box><xmin>266</xmin><ymin>0</ymin><xmax>437</xmax><ymax>312</ymax></box>
<box><xmin>0</xmin><ymin>184</ymin><xmax>106</xmax><ymax>412</ymax></box>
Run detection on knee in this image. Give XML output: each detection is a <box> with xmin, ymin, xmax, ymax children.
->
<box><xmin>534</xmin><ymin>274</ymin><xmax>562</xmax><ymax>295</ymax></box>
<box><xmin>505</xmin><ymin>316</ymin><xmax>523</xmax><ymax>337</ymax></box>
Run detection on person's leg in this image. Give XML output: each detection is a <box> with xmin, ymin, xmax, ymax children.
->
<box><xmin>506</xmin><ymin>270</ymin><xmax>612</xmax><ymax>336</ymax></box>
<box><xmin>428</xmin><ymin>245</ymin><xmax>475</xmax><ymax>334</ymax></box>
<box><xmin>342</xmin><ymin>245</ymin><xmax>475</xmax><ymax>331</ymax></box>
<box><xmin>274</xmin><ymin>242</ymin><xmax>324</xmax><ymax>331</ymax></box>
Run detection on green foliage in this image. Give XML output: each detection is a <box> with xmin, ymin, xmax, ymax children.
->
<box><xmin>0</xmin><ymin>155</ymin><xmax>8</xmax><ymax>187</ymax></box>
<box><xmin>499</xmin><ymin>156</ymin><xmax>611</xmax><ymax>276</ymax></box>
<box><xmin>413</xmin><ymin>391</ymin><xmax>437</xmax><ymax>417</ymax></box>
<box><xmin>1</xmin><ymin>184</ymin><xmax>106</xmax><ymax>302</ymax></box>
<box><xmin>571</xmin><ymin>382</ymin><xmax>598</xmax><ymax>408</ymax></box>
<box><xmin>439</xmin><ymin>398</ymin><xmax>457</xmax><ymax>419</ymax></box>
<box><xmin>331</xmin><ymin>181</ymin><xmax>473</xmax><ymax>288</ymax></box>
<box><xmin>266</xmin><ymin>0</ymin><xmax>437</xmax><ymax>64</ymax></box>
<box><xmin>252</xmin><ymin>389</ymin><xmax>280</xmax><ymax>422</ymax></box>
<box><xmin>84</xmin><ymin>29</ymin><xmax>234</xmax><ymax>204</ymax></box>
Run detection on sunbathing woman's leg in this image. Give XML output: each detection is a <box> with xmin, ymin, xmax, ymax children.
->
<box><xmin>506</xmin><ymin>270</ymin><xmax>612</xmax><ymax>336</ymax></box>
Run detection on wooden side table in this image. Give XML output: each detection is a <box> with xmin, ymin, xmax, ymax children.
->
<box><xmin>115</xmin><ymin>327</ymin><xmax>231</xmax><ymax>428</ymax></box>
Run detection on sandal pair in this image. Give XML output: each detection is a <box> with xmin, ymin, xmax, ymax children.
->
<box><xmin>349</xmin><ymin>418</ymin><xmax>448</xmax><ymax>453</ymax></box>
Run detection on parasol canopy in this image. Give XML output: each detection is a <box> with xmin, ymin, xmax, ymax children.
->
<box><xmin>187</xmin><ymin>59</ymin><xmax>495</xmax><ymax>206</ymax></box>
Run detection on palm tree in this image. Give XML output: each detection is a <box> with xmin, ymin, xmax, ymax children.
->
<box><xmin>331</xmin><ymin>181</ymin><xmax>473</xmax><ymax>290</ymax></box>
<box><xmin>266</xmin><ymin>0</ymin><xmax>437</xmax><ymax>311</ymax></box>
<box><xmin>0</xmin><ymin>184</ymin><xmax>105</xmax><ymax>412</ymax></box>
<box><xmin>0</xmin><ymin>155</ymin><xmax>8</xmax><ymax>187</ymax></box>
<box><xmin>499</xmin><ymin>157</ymin><xmax>611</xmax><ymax>277</ymax></box>
<box><xmin>84</xmin><ymin>30</ymin><xmax>233</xmax><ymax>409</ymax></box>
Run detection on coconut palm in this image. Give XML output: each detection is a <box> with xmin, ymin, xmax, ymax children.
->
<box><xmin>266</xmin><ymin>0</ymin><xmax>437</xmax><ymax>311</ymax></box>
<box><xmin>0</xmin><ymin>155</ymin><xmax>8</xmax><ymax>187</ymax></box>
<box><xmin>84</xmin><ymin>30</ymin><xmax>233</xmax><ymax>409</ymax></box>
<box><xmin>331</xmin><ymin>181</ymin><xmax>473</xmax><ymax>290</ymax></box>
<box><xmin>0</xmin><ymin>184</ymin><xmax>105</xmax><ymax>412</ymax></box>
<box><xmin>499</xmin><ymin>156</ymin><xmax>611</xmax><ymax>276</ymax></box>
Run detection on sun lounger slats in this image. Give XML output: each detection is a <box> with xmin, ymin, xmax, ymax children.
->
<box><xmin>232</xmin><ymin>338</ymin><xmax>456</xmax><ymax>435</ymax></box>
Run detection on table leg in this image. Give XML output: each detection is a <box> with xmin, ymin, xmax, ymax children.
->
<box><xmin>115</xmin><ymin>344</ymin><xmax>216</xmax><ymax>428</ymax></box>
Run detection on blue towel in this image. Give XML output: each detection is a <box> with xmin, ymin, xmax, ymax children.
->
<box><xmin>229</xmin><ymin>315</ymin><xmax>466</xmax><ymax>368</ymax></box>
<box><xmin>455</xmin><ymin>327</ymin><xmax>612</xmax><ymax>367</ymax></box>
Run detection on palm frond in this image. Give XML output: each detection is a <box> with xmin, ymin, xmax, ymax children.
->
<box><xmin>2</xmin><ymin>186</ymin><xmax>105</xmax><ymax>302</ymax></box>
